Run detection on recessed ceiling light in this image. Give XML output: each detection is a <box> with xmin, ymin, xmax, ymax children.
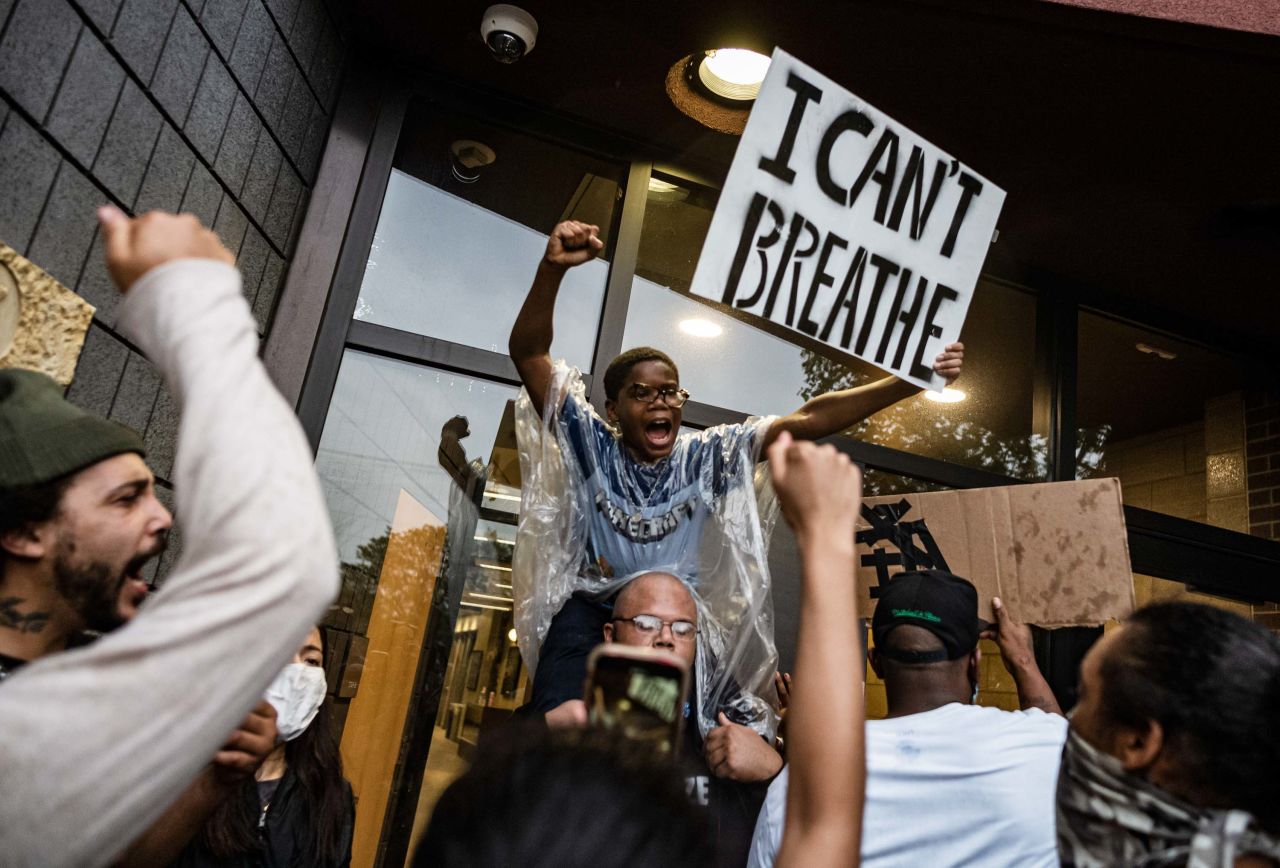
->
<box><xmin>924</xmin><ymin>387</ymin><xmax>966</xmax><ymax>403</ymax></box>
<box><xmin>507</xmin><ymin>627</ymin><xmax>518</xmax><ymax>643</ymax></box>
<box><xmin>698</xmin><ymin>48</ymin><xmax>771</xmax><ymax>101</ymax></box>
<box><xmin>679</xmin><ymin>318</ymin><xmax>723</xmax><ymax>338</ymax></box>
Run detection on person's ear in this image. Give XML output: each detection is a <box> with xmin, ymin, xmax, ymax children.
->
<box><xmin>0</xmin><ymin>523</ymin><xmax>52</xmax><ymax>560</ymax></box>
<box><xmin>1116</xmin><ymin>719</ymin><xmax>1164</xmax><ymax>773</ymax></box>
<box><xmin>969</xmin><ymin>647</ymin><xmax>982</xmax><ymax>685</ymax></box>
<box><xmin>602</xmin><ymin>622</ymin><xmax>615</xmax><ymax>643</ymax></box>
<box><xmin>868</xmin><ymin>648</ymin><xmax>884</xmax><ymax>679</ymax></box>
<box><xmin>605</xmin><ymin>398</ymin><xmax>618</xmax><ymax>425</ymax></box>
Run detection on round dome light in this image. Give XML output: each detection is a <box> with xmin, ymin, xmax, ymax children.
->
<box><xmin>698</xmin><ymin>48</ymin><xmax>771</xmax><ymax>102</ymax></box>
<box><xmin>924</xmin><ymin>387</ymin><xmax>967</xmax><ymax>404</ymax></box>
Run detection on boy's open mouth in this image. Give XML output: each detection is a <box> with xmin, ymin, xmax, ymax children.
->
<box><xmin>644</xmin><ymin>418</ymin><xmax>674</xmax><ymax>449</ymax></box>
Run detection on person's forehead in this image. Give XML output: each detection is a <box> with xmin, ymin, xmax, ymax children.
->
<box><xmin>64</xmin><ymin>453</ymin><xmax>153</xmax><ymax>499</ymax></box>
<box><xmin>625</xmin><ymin>360</ymin><xmax>678</xmax><ymax>387</ymax></box>
<box><xmin>620</xmin><ymin>575</ymin><xmax>696</xmax><ymax>617</ymax></box>
<box><xmin>302</xmin><ymin>626</ymin><xmax>324</xmax><ymax>652</ymax></box>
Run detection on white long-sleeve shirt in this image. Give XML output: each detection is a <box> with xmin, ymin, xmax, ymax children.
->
<box><xmin>0</xmin><ymin>260</ymin><xmax>339</xmax><ymax>868</ymax></box>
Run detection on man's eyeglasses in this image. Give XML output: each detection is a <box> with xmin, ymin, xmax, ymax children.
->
<box><xmin>627</xmin><ymin>383</ymin><xmax>691</xmax><ymax>408</ymax></box>
<box><xmin>612</xmin><ymin>614</ymin><xmax>697</xmax><ymax>640</ymax></box>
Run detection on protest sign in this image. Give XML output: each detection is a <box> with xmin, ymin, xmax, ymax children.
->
<box><xmin>689</xmin><ymin>49</ymin><xmax>1005</xmax><ymax>390</ymax></box>
<box><xmin>855</xmin><ymin>478</ymin><xmax>1134</xmax><ymax>627</ymax></box>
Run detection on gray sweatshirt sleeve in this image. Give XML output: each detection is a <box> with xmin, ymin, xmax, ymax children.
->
<box><xmin>0</xmin><ymin>259</ymin><xmax>339</xmax><ymax>868</ymax></box>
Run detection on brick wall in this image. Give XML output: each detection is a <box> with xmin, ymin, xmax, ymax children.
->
<box><xmin>0</xmin><ymin>0</ymin><xmax>345</xmax><ymax>579</ymax></box>
<box><xmin>1098</xmin><ymin>421</ymin><xmax>1207</xmax><ymax>521</ymax></box>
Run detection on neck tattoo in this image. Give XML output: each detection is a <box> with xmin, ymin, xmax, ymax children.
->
<box><xmin>0</xmin><ymin>597</ymin><xmax>51</xmax><ymax>634</ymax></box>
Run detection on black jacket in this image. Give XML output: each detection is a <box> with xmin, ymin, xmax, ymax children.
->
<box><xmin>170</xmin><ymin>769</ymin><xmax>354</xmax><ymax>868</ymax></box>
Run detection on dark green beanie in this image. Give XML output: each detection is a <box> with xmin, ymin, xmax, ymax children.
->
<box><xmin>0</xmin><ymin>368</ymin><xmax>146</xmax><ymax>488</ymax></box>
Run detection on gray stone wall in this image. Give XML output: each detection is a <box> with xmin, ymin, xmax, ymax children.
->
<box><xmin>0</xmin><ymin>0</ymin><xmax>345</xmax><ymax>580</ymax></box>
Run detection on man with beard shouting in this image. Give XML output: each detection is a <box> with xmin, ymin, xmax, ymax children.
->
<box><xmin>0</xmin><ymin>207</ymin><xmax>338</xmax><ymax>868</ymax></box>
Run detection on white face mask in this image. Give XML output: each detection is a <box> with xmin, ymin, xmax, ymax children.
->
<box><xmin>265</xmin><ymin>663</ymin><xmax>328</xmax><ymax>742</ymax></box>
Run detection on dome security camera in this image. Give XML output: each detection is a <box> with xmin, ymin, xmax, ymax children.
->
<box><xmin>481</xmin><ymin>4</ymin><xmax>537</xmax><ymax>64</ymax></box>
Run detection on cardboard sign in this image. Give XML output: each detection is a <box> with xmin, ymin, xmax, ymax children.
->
<box><xmin>689</xmin><ymin>49</ymin><xmax>1006</xmax><ymax>390</ymax></box>
<box><xmin>856</xmin><ymin>478</ymin><xmax>1134</xmax><ymax>628</ymax></box>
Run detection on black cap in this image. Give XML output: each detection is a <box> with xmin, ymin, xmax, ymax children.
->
<box><xmin>871</xmin><ymin>570</ymin><xmax>988</xmax><ymax>663</ymax></box>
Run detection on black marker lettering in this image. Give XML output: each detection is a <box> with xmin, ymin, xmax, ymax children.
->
<box><xmin>762</xmin><ymin>212</ymin><xmax>808</xmax><ymax>319</ymax></box>
<box><xmin>799</xmin><ymin>231</ymin><xmax>849</xmax><ymax>336</ymax></box>
<box><xmin>875</xmin><ymin>266</ymin><xmax>914</xmax><ymax>364</ymax></box>
<box><xmin>732</xmin><ymin>199</ymin><xmax>786</xmax><ymax>310</ymax></box>
<box><xmin>892</xmin><ymin>274</ymin><xmax>928</xmax><ymax>369</ymax></box>
<box><xmin>820</xmin><ymin>245</ymin><xmax>868</xmax><ymax>348</ymax></box>
<box><xmin>847</xmin><ymin>128</ymin><xmax>899</xmax><ymax>223</ymax></box>
<box><xmin>886</xmin><ymin>149</ymin><xmax>947</xmax><ymax>240</ymax></box>
<box><xmin>784</xmin><ymin>220</ymin><xmax>821</xmax><ymax>327</ymax></box>
<box><xmin>910</xmin><ymin>283</ymin><xmax>959</xmax><ymax>381</ymax></box>
<box><xmin>940</xmin><ymin>171</ymin><xmax>983</xmax><ymax>258</ymax></box>
<box><xmin>723</xmin><ymin>193</ymin><xmax>768</xmax><ymax>305</ymax></box>
<box><xmin>854</xmin><ymin>254</ymin><xmax>901</xmax><ymax>355</ymax></box>
<box><xmin>758</xmin><ymin>72</ymin><xmax>824</xmax><ymax>184</ymax></box>
<box><xmin>815</xmin><ymin>109</ymin><xmax>874</xmax><ymax>206</ymax></box>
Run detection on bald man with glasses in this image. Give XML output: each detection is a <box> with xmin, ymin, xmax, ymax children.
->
<box><xmin>545</xmin><ymin>571</ymin><xmax>783</xmax><ymax>868</ymax></box>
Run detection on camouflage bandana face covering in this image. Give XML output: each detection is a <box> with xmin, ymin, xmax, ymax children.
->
<box><xmin>1056</xmin><ymin>727</ymin><xmax>1280</xmax><ymax>868</ymax></box>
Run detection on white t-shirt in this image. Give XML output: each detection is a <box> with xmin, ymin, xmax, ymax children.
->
<box><xmin>746</xmin><ymin>703</ymin><xmax>1068</xmax><ymax>868</ymax></box>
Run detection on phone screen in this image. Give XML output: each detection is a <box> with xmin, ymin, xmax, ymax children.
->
<box><xmin>584</xmin><ymin>646</ymin><xmax>689</xmax><ymax>757</ymax></box>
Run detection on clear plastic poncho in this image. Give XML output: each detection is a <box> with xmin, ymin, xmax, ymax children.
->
<box><xmin>513</xmin><ymin>361</ymin><xmax>781</xmax><ymax>739</ymax></box>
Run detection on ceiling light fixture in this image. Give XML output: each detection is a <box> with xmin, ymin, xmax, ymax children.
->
<box><xmin>679</xmin><ymin>318</ymin><xmax>723</xmax><ymax>338</ymax></box>
<box><xmin>450</xmin><ymin>140</ymin><xmax>496</xmax><ymax>183</ymax></box>
<box><xmin>508</xmin><ymin>627</ymin><xmax>518</xmax><ymax>643</ymax></box>
<box><xmin>924</xmin><ymin>387</ymin><xmax>967</xmax><ymax>404</ymax></box>
<box><xmin>697</xmin><ymin>48</ymin><xmax>771</xmax><ymax>102</ymax></box>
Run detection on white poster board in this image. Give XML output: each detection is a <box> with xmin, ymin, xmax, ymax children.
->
<box><xmin>689</xmin><ymin>49</ymin><xmax>1006</xmax><ymax>390</ymax></box>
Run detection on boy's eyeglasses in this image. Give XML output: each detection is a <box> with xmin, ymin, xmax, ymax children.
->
<box><xmin>627</xmin><ymin>384</ymin><xmax>691</xmax><ymax>408</ymax></box>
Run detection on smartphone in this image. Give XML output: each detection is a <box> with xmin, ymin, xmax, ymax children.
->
<box><xmin>583</xmin><ymin>644</ymin><xmax>691</xmax><ymax>758</ymax></box>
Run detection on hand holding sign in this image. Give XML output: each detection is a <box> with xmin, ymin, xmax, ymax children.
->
<box><xmin>935</xmin><ymin>341</ymin><xmax>964</xmax><ymax>386</ymax></box>
<box><xmin>543</xmin><ymin>220</ymin><xmax>603</xmax><ymax>272</ymax></box>
<box><xmin>690</xmin><ymin>50</ymin><xmax>1004</xmax><ymax>390</ymax></box>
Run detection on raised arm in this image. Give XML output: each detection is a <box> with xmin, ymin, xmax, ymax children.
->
<box><xmin>768</xmin><ymin>432</ymin><xmax>865</xmax><ymax>868</ymax></box>
<box><xmin>0</xmin><ymin>210</ymin><xmax>338</xmax><ymax>867</ymax></box>
<box><xmin>981</xmin><ymin>596</ymin><xmax>1063</xmax><ymax>716</ymax></box>
<box><xmin>509</xmin><ymin>220</ymin><xmax>602</xmax><ymax>417</ymax></box>
<box><xmin>761</xmin><ymin>343</ymin><xmax>964</xmax><ymax>450</ymax></box>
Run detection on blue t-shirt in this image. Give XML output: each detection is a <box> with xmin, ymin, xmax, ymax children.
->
<box><xmin>558</xmin><ymin>392</ymin><xmax>765</xmax><ymax>583</ymax></box>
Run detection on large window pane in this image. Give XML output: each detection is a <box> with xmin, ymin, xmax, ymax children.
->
<box><xmin>314</xmin><ymin>351</ymin><xmax>523</xmax><ymax>864</ymax></box>
<box><xmin>623</xmin><ymin>175</ymin><xmax>1046</xmax><ymax>479</ymax></box>
<box><xmin>354</xmin><ymin>103</ymin><xmax>626</xmax><ymax>368</ymax></box>
<box><xmin>1077</xmin><ymin>313</ymin><xmax>1248</xmax><ymax>529</ymax></box>
<box><xmin>317</xmin><ymin>351</ymin><xmax>516</xmax><ymax>561</ymax></box>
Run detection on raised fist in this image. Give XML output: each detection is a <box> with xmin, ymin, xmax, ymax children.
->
<box><xmin>98</xmin><ymin>206</ymin><xmax>234</xmax><ymax>292</ymax></box>
<box><xmin>543</xmin><ymin>220</ymin><xmax>603</xmax><ymax>271</ymax></box>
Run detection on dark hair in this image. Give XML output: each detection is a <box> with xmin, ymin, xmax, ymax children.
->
<box><xmin>201</xmin><ymin>627</ymin><xmax>351</xmax><ymax>865</ymax></box>
<box><xmin>603</xmin><ymin>347</ymin><xmax>679</xmax><ymax>402</ymax></box>
<box><xmin>0</xmin><ymin>476</ymin><xmax>71</xmax><ymax>570</ymax></box>
<box><xmin>1099</xmin><ymin>601</ymin><xmax>1280</xmax><ymax>831</ymax></box>
<box><xmin>415</xmin><ymin>724</ymin><xmax>713</xmax><ymax>868</ymax></box>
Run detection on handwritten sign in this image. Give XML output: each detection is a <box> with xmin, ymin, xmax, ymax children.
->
<box><xmin>689</xmin><ymin>49</ymin><xmax>1005</xmax><ymax>390</ymax></box>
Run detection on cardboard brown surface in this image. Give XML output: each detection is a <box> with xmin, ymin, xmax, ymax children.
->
<box><xmin>857</xmin><ymin>478</ymin><xmax>1134</xmax><ymax>627</ymax></box>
